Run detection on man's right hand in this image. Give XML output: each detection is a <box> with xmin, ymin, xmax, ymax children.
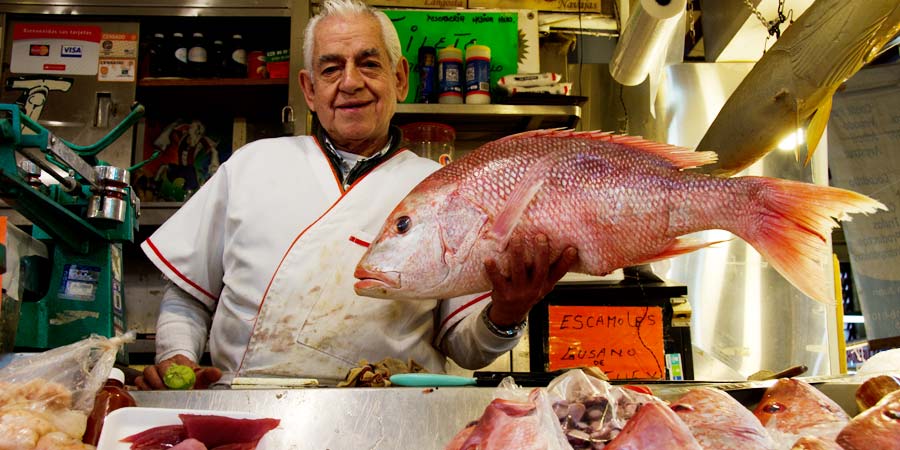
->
<box><xmin>135</xmin><ymin>354</ymin><xmax>223</xmax><ymax>390</ymax></box>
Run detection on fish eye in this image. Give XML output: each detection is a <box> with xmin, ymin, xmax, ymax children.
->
<box><xmin>762</xmin><ymin>402</ymin><xmax>785</xmax><ymax>414</ymax></box>
<box><xmin>396</xmin><ymin>216</ymin><xmax>411</xmax><ymax>234</ymax></box>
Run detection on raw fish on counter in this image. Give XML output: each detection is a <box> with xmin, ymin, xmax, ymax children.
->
<box><xmin>120</xmin><ymin>414</ymin><xmax>280</xmax><ymax>450</ymax></box>
<box><xmin>836</xmin><ymin>389</ymin><xmax>900</xmax><ymax>450</ymax></box>
<box><xmin>854</xmin><ymin>374</ymin><xmax>900</xmax><ymax>412</ymax></box>
<box><xmin>789</xmin><ymin>436</ymin><xmax>844</xmax><ymax>450</ymax></box>
<box><xmin>670</xmin><ymin>387</ymin><xmax>776</xmax><ymax>449</ymax></box>
<box><xmin>444</xmin><ymin>389</ymin><xmax>570</xmax><ymax>450</ymax></box>
<box><xmin>355</xmin><ymin>129</ymin><xmax>885</xmax><ymax>303</ymax></box>
<box><xmin>753</xmin><ymin>378</ymin><xmax>850</xmax><ymax>444</ymax></box>
<box><xmin>0</xmin><ymin>380</ymin><xmax>93</xmax><ymax>450</ymax></box>
<box><xmin>604</xmin><ymin>401</ymin><xmax>702</xmax><ymax>450</ymax></box>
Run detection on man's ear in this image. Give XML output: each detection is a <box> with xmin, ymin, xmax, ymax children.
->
<box><xmin>299</xmin><ymin>69</ymin><xmax>317</xmax><ymax>112</ymax></box>
<box><xmin>395</xmin><ymin>57</ymin><xmax>410</xmax><ymax>103</ymax></box>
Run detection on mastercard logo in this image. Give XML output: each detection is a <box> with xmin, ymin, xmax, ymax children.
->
<box><xmin>29</xmin><ymin>44</ymin><xmax>50</xmax><ymax>56</ymax></box>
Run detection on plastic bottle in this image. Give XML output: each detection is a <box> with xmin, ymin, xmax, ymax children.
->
<box><xmin>148</xmin><ymin>32</ymin><xmax>167</xmax><ymax>77</ymax></box>
<box><xmin>437</xmin><ymin>46</ymin><xmax>463</xmax><ymax>104</ymax></box>
<box><xmin>171</xmin><ymin>32</ymin><xmax>189</xmax><ymax>77</ymax></box>
<box><xmin>210</xmin><ymin>39</ymin><xmax>227</xmax><ymax>78</ymax></box>
<box><xmin>465</xmin><ymin>44</ymin><xmax>491</xmax><ymax>104</ymax></box>
<box><xmin>417</xmin><ymin>46</ymin><xmax>437</xmax><ymax>103</ymax></box>
<box><xmin>187</xmin><ymin>32</ymin><xmax>209</xmax><ymax>78</ymax></box>
<box><xmin>82</xmin><ymin>368</ymin><xmax>137</xmax><ymax>446</ymax></box>
<box><xmin>228</xmin><ymin>34</ymin><xmax>248</xmax><ymax>78</ymax></box>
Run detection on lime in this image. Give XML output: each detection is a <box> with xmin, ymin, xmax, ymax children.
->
<box><xmin>163</xmin><ymin>364</ymin><xmax>197</xmax><ymax>390</ymax></box>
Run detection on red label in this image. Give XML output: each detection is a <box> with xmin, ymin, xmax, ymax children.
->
<box><xmin>43</xmin><ymin>63</ymin><xmax>66</xmax><ymax>71</ymax></box>
<box><xmin>29</xmin><ymin>44</ymin><xmax>50</xmax><ymax>56</ymax></box>
<box><xmin>13</xmin><ymin>24</ymin><xmax>101</xmax><ymax>42</ymax></box>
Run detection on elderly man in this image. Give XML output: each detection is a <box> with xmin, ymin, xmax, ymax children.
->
<box><xmin>136</xmin><ymin>0</ymin><xmax>577</xmax><ymax>389</ymax></box>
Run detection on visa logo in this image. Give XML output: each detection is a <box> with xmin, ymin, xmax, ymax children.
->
<box><xmin>60</xmin><ymin>45</ymin><xmax>82</xmax><ymax>58</ymax></box>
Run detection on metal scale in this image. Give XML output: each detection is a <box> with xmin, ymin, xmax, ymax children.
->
<box><xmin>0</xmin><ymin>102</ymin><xmax>144</xmax><ymax>351</ymax></box>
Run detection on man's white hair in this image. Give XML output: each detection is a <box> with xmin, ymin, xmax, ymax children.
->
<box><xmin>302</xmin><ymin>0</ymin><xmax>402</xmax><ymax>79</ymax></box>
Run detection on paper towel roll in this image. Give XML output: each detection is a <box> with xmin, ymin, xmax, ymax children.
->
<box><xmin>609</xmin><ymin>0</ymin><xmax>686</xmax><ymax>86</ymax></box>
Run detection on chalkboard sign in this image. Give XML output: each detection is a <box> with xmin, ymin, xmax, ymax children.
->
<box><xmin>384</xmin><ymin>10</ymin><xmax>525</xmax><ymax>103</ymax></box>
<box><xmin>547</xmin><ymin>305</ymin><xmax>665</xmax><ymax>379</ymax></box>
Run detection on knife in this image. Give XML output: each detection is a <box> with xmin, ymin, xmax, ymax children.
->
<box><xmin>389</xmin><ymin>373</ymin><xmax>477</xmax><ymax>387</ymax></box>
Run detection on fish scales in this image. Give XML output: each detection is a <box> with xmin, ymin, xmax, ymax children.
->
<box><xmin>355</xmin><ymin>129</ymin><xmax>885</xmax><ymax>302</ymax></box>
<box><xmin>671</xmin><ymin>387</ymin><xmax>776</xmax><ymax>450</ymax></box>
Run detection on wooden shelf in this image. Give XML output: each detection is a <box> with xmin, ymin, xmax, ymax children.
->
<box><xmin>138</xmin><ymin>78</ymin><xmax>289</xmax><ymax>87</ymax></box>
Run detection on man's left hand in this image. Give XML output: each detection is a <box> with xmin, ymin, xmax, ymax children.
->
<box><xmin>483</xmin><ymin>233</ymin><xmax>578</xmax><ymax>327</ymax></box>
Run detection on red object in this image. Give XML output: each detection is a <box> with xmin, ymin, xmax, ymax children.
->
<box><xmin>623</xmin><ymin>385</ymin><xmax>653</xmax><ymax>395</ymax></box>
<box><xmin>267</xmin><ymin>61</ymin><xmax>289</xmax><ymax>79</ymax></box>
<box><xmin>120</xmin><ymin>425</ymin><xmax>187</xmax><ymax>448</ymax></box>
<box><xmin>247</xmin><ymin>51</ymin><xmax>266</xmax><ymax>79</ymax></box>
<box><xmin>180</xmin><ymin>414</ymin><xmax>280</xmax><ymax>448</ymax></box>
<box><xmin>83</xmin><ymin>369</ymin><xmax>137</xmax><ymax>446</ymax></box>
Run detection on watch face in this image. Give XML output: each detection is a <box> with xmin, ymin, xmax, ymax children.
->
<box><xmin>481</xmin><ymin>304</ymin><xmax>526</xmax><ymax>338</ymax></box>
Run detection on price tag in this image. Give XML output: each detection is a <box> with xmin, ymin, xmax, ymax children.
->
<box><xmin>547</xmin><ymin>305</ymin><xmax>665</xmax><ymax>380</ymax></box>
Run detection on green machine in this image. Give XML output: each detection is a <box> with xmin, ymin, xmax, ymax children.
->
<box><xmin>0</xmin><ymin>102</ymin><xmax>144</xmax><ymax>351</ymax></box>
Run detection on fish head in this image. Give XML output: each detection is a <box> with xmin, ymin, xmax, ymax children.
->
<box><xmin>752</xmin><ymin>378</ymin><xmax>850</xmax><ymax>435</ymax></box>
<box><xmin>354</xmin><ymin>178</ymin><xmax>489</xmax><ymax>300</ymax></box>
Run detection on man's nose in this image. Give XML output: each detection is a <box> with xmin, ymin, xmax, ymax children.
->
<box><xmin>339</xmin><ymin>65</ymin><xmax>365</xmax><ymax>91</ymax></box>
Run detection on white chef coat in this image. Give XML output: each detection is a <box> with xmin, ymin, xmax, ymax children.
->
<box><xmin>141</xmin><ymin>135</ymin><xmax>521</xmax><ymax>385</ymax></box>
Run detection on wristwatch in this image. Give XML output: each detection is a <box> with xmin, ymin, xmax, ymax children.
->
<box><xmin>481</xmin><ymin>303</ymin><xmax>527</xmax><ymax>338</ymax></box>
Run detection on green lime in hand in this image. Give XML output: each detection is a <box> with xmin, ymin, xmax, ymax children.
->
<box><xmin>164</xmin><ymin>364</ymin><xmax>197</xmax><ymax>390</ymax></box>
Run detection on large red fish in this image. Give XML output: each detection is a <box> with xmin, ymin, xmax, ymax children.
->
<box><xmin>753</xmin><ymin>378</ymin><xmax>850</xmax><ymax>442</ymax></box>
<box><xmin>670</xmin><ymin>387</ymin><xmax>776</xmax><ymax>449</ymax></box>
<box><xmin>354</xmin><ymin>130</ymin><xmax>885</xmax><ymax>301</ymax></box>
<box><xmin>604</xmin><ymin>401</ymin><xmax>702</xmax><ymax>450</ymax></box>
<box><xmin>443</xmin><ymin>389</ymin><xmax>570</xmax><ymax>450</ymax></box>
<box><xmin>836</xmin><ymin>389</ymin><xmax>900</xmax><ymax>450</ymax></box>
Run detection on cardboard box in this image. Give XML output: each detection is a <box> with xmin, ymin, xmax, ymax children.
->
<box><xmin>468</xmin><ymin>0</ymin><xmax>603</xmax><ymax>13</ymax></box>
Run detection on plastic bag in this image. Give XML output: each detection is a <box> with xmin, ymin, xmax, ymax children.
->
<box><xmin>0</xmin><ymin>332</ymin><xmax>135</xmax><ymax>413</ymax></box>
<box><xmin>0</xmin><ymin>332</ymin><xmax>134</xmax><ymax>448</ymax></box>
<box><xmin>545</xmin><ymin>369</ymin><xmax>662</xmax><ymax>449</ymax></box>
<box><xmin>444</xmin><ymin>376</ymin><xmax>573</xmax><ymax>450</ymax></box>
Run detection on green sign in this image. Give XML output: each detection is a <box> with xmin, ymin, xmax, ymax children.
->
<box><xmin>384</xmin><ymin>10</ymin><xmax>520</xmax><ymax>103</ymax></box>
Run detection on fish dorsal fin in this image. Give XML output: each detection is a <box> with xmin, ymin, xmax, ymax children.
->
<box><xmin>805</xmin><ymin>94</ymin><xmax>834</xmax><ymax>165</ymax></box>
<box><xmin>498</xmin><ymin>128</ymin><xmax>717</xmax><ymax>170</ymax></box>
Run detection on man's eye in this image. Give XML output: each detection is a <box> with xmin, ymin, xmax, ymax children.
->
<box><xmin>321</xmin><ymin>67</ymin><xmax>339</xmax><ymax>76</ymax></box>
<box><xmin>396</xmin><ymin>216</ymin><xmax>411</xmax><ymax>234</ymax></box>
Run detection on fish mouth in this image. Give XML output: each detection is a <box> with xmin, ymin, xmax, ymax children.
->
<box><xmin>353</xmin><ymin>267</ymin><xmax>401</xmax><ymax>297</ymax></box>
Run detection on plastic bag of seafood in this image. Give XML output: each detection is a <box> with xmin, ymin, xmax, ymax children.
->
<box><xmin>444</xmin><ymin>376</ymin><xmax>574</xmax><ymax>450</ymax></box>
<box><xmin>545</xmin><ymin>369</ymin><xmax>663</xmax><ymax>449</ymax></box>
<box><xmin>0</xmin><ymin>332</ymin><xmax>135</xmax><ymax>449</ymax></box>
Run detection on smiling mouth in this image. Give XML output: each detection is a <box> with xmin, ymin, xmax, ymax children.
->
<box><xmin>337</xmin><ymin>101</ymin><xmax>372</xmax><ymax>110</ymax></box>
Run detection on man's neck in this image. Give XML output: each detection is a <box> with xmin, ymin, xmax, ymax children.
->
<box><xmin>332</xmin><ymin>136</ymin><xmax>389</xmax><ymax>157</ymax></box>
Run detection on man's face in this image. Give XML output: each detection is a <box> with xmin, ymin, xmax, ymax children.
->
<box><xmin>300</xmin><ymin>14</ymin><xmax>409</xmax><ymax>155</ymax></box>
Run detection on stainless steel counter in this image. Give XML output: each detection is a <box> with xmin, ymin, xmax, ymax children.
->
<box><xmin>132</xmin><ymin>387</ymin><xmax>497</xmax><ymax>450</ymax></box>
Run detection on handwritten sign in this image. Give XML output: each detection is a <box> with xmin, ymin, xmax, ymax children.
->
<box><xmin>547</xmin><ymin>305</ymin><xmax>665</xmax><ymax>380</ymax></box>
<box><xmin>384</xmin><ymin>10</ymin><xmax>521</xmax><ymax>103</ymax></box>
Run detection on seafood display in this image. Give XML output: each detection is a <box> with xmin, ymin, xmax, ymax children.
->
<box><xmin>695</xmin><ymin>0</ymin><xmax>900</xmax><ymax>176</ymax></box>
<box><xmin>671</xmin><ymin>387</ymin><xmax>776</xmax><ymax>450</ymax></box>
<box><xmin>753</xmin><ymin>378</ymin><xmax>850</xmax><ymax>443</ymax></box>
<box><xmin>444</xmin><ymin>389</ymin><xmax>570</xmax><ymax>450</ymax></box>
<box><xmin>120</xmin><ymin>414</ymin><xmax>280</xmax><ymax>450</ymax></box>
<box><xmin>355</xmin><ymin>129</ymin><xmax>885</xmax><ymax>303</ymax></box>
<box><xmin>837</xmin><ymin>389</ymin><xmax>900</xmax><ymax>450</ymax></box>
<box><xmin>444</xmin><ymin>375</ymin><xmax>900</xmax><ymax>450</ymax></box>
<box><xmin>0</xmin><ymin>379</ymin><xmax>93</xmax><ymax>450</ymax></box>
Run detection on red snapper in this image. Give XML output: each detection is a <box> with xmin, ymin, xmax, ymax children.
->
<box><xmin>354</xmin><ymin>129</ymin><xmax>885</xmax><ymax>301</ymax></box>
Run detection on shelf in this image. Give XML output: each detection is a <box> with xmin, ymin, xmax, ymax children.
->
<box><xmin>393</xmin><ymin>103</ymin><xmax>582</xmax><ymax>143</ymax></box>
<box><xmin>138</xmin><ymin>78</ymin><xmax>289</xmax><ymax>87</ymax></box>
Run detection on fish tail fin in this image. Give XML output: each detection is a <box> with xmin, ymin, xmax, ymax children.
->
<box><xmin>740</xmin><ymin>177</ymin><xmax>886</xmax><ymax>303</ymax></box>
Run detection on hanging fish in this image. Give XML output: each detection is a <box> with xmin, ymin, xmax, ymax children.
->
<box><xmin>354</xmin><ymin>129</ymin><xmax>886</xmax><ymax>303</ymax></box>
<box><xmin>695</xmin><ymin>0</ymin><xmax>900</xmax><ymax>177</ymax></box>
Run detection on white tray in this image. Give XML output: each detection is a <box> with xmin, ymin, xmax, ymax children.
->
<box><xmin>96</xmin><ymin>406</ymin><xmax>282</xmax><ymax>450</ymax></box>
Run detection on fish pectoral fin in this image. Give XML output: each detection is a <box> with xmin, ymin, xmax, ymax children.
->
<box><xmin>804</xmin><ymin>95</ymin><xmax>833</xmax><ymax>166</ymax></box>
<box><xmin>487</xmin><ymin>160</ymin><xmax>550</xmax><ymax>246</ymax></box>
<box><xmin>636</xmin><ymin>237</ymin><xmax>732</xmax><ymax>264</ymax></box>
